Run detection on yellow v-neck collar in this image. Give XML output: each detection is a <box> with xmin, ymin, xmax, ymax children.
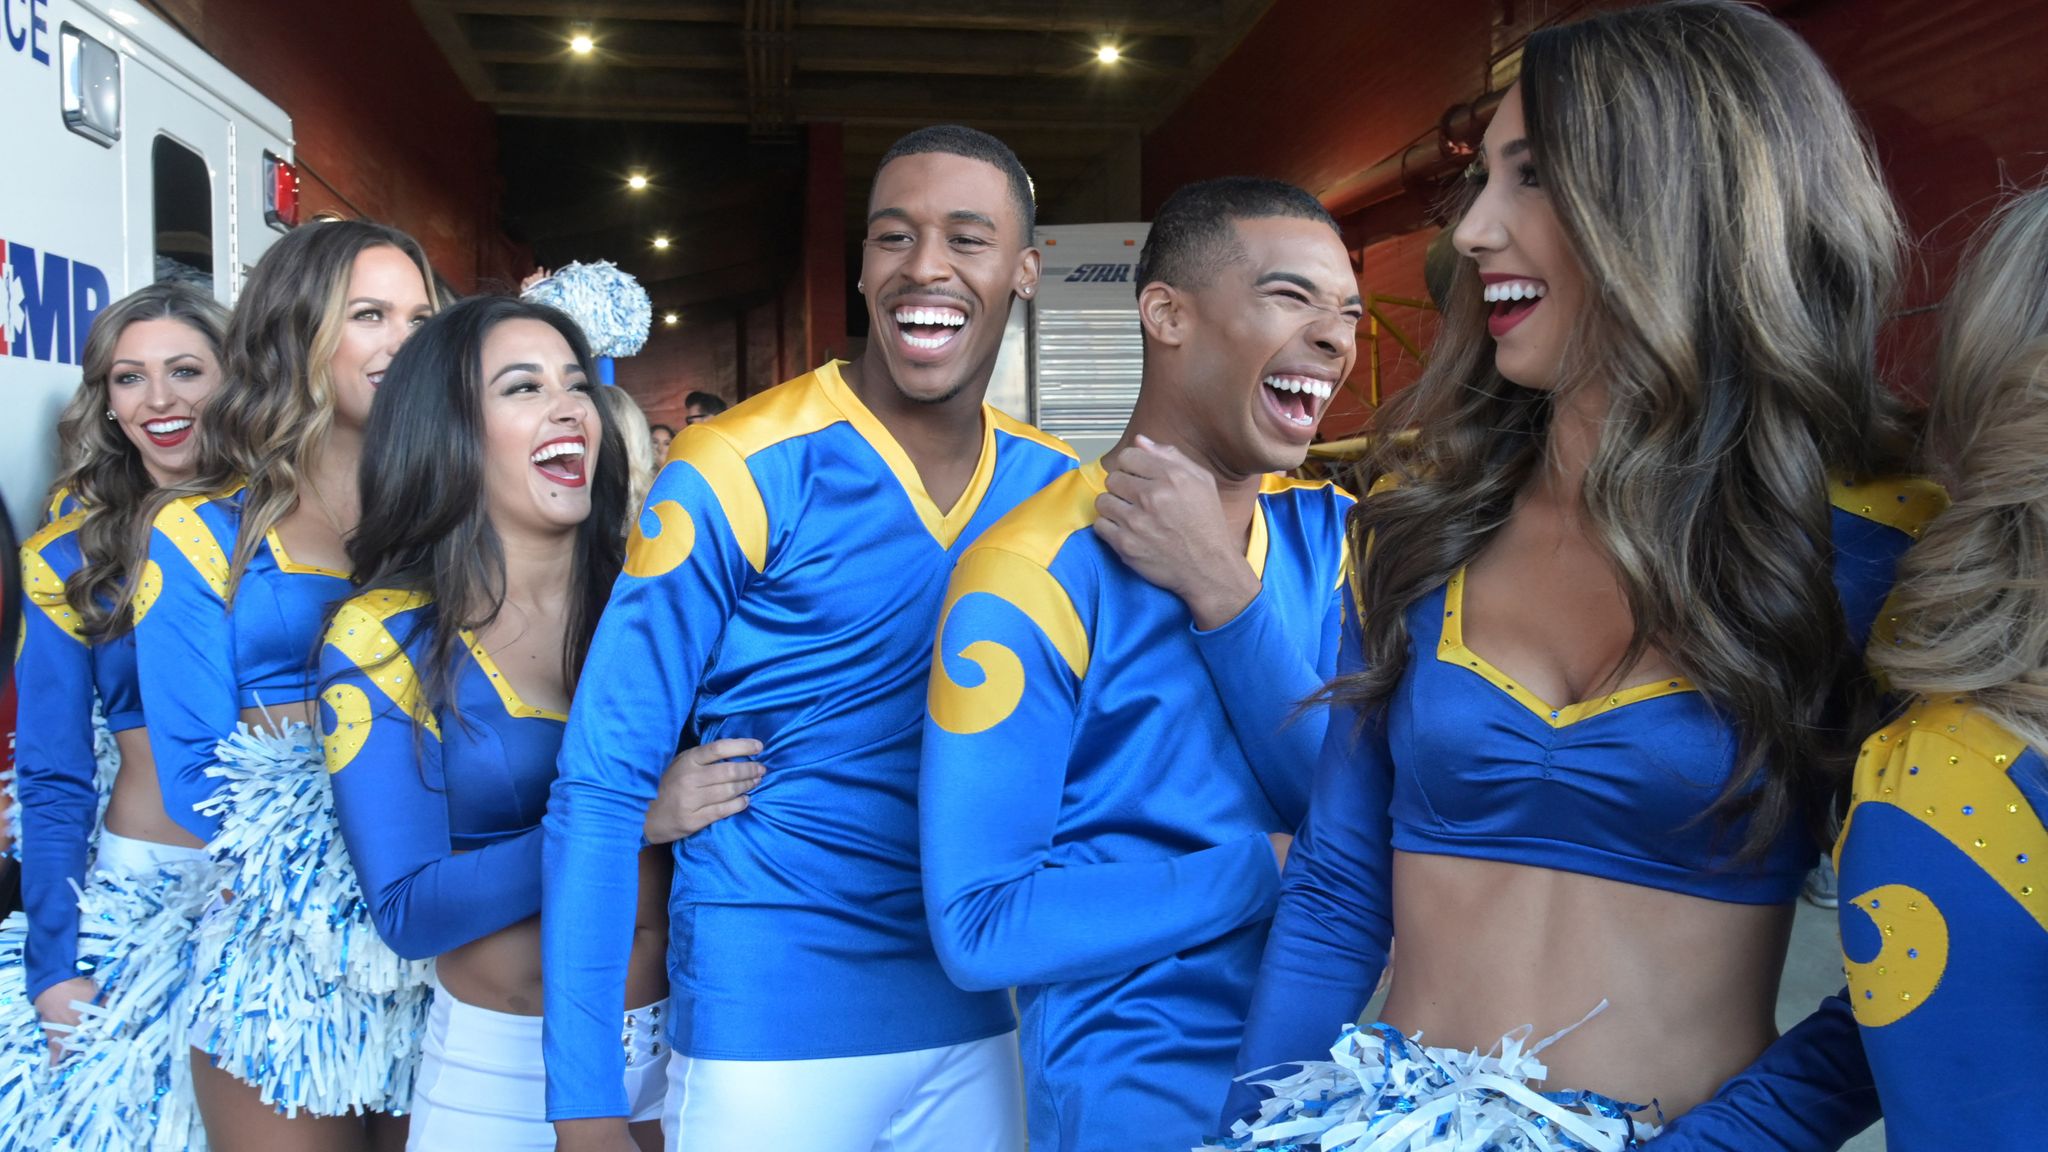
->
<box><xmin>1079</xmin><ymin>460</ymin><xmax>1272</xmax><ymax>578</ymax></box>
<box><xmin>815</xmin><ymin>361</ymin><xmax>998</xmax><ymax>549</ymax></box>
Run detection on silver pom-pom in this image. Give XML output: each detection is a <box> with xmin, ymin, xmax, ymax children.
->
<box><xmin>522</xmin><ymin>261</ymin><xmax>653</xmax><ymax>357</ymax></box>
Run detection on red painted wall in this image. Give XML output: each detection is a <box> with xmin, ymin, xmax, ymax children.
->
<box><xmin>154</xmin><ymin>0</ymin><xmax>525</xmax><ymax>293</ymax></box>
<box><xmin>1147</xmin><ymin>0</ymin><xmax>2048</xmax><ymax>433</ymax></box>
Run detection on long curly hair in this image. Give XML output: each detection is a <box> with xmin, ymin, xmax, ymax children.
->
<box><xmin>49</xmin><ymin>282</ymin><xmax>228</xmax><ymax>637</ymax></box>
<box><xmin>1873</xmin><ymin>188</ymin><xmax>2048</xmax><ymax>749</ymax></box>
<box><xmin>136</xmin><ymin>220</ymin><xmax>435</xmax><ymax>603</ymax></box>
<box><xmin>342</xmin><ymin>296</ymin><xmax>628</xmax><ymax>724</ymax></box>
<box><xmin>1346</xmin><ymin>0</ymin><xmax>1912</xmax><ymax>858</ymax></box>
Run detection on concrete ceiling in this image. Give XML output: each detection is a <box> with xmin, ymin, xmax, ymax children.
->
<box><xmin>413</xmin><ymin>0</ymin><xmax>1272</xmax><ymax>316</ymax></box>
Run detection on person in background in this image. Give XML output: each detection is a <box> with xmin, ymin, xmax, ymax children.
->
<box><xmin>135</xmin><ymin>220</ymin><xmax>437</xmax><ymax>1151</ymax></box>
<box><xmin>542</xmin><ymin>124</ymin><xmax>1073</xmax><ymax>1152</ymax></box>
<box><xmin>919</xmin><ymin>177</ymin><xmax>1357</xmax><ymax>1151</ymax></box>
<box><xmin>681</xmin><ymin>392</ymin><xmax>727</xmax><ymax>426</ymax></box>
<box><xmin>1229</xmin><ymin>3</ymin><xmax>1928</xmax><ymax>1148</ymax></box>
<box><xmin>1</xmin><ymin>284</ymin><xmax>228</xmax><ymax>1150</ymax></box>
<box><xmin>1673</xmin><ymin>187</ymin><xmax>2048</xmax><ymax>1151</ymax></box>
<box><xmin>647</xmin><ymin>422</ymin><xmax>675</xmax><ymax>465</ymax></box>
<box><xmin>599</xmin><ymin>388</ymin><xmax>658</xmax><ymax>529</ymax></box>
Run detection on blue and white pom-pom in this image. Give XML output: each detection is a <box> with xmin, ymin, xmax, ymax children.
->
<box><xmin>187</xmin><ymin>721</ymin><xmax>432</xmax><ymax>1117</ymax></box>
<box><xmin>27</xmin><ymin>855</ymin><xmax>214</xmax><ymax>1151</ymax></box>
<box><xmin>1211</xmin><ymin>1004</ymin><xmax>1659</xmax><ymax>1152</ymax></box>
<box><xmin>522</xmin><ymin>261</ymin><xmax>653</xmax><ymax>358</ymax></box>
<box><xmin>0</xmin><ymin>914</ymin><xmax>43</xmax><ymax>1152</ymax></box>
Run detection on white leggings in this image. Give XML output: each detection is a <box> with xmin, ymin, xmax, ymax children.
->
<box><xmin>406</xmin><ymin>988</ymin><xmax>667</xmax><ymax>1151</ymax></box>
<box><xmin>663</xmin><ymin>1031</ymin><xmax>1024</xmax><ymax>1152</ymax></box>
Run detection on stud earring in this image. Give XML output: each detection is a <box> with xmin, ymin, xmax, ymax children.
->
<box><xmin>856</xmin><ymin>281</ymin><xmax>864</xmax><ymax>293</ymax></box>
<box><xmin>106</xmin><ymin>409</ymin><xmax>116</xmax><ymax>421</ymax></box>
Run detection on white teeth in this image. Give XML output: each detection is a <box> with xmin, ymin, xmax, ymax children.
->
<box><xmin>531</xmin><ymin>441</ymin><xmax>586</xmax><ymax>464</ymax></box>
<box><xmin>893</xmin><ymin>307</ymin><xmax>967</xmax><ymax>328</ymax></box>
<box><xmin>901</xmin><ymin>329</ymin><xmax>957</xmax><ymax>351</ymax></box>
<box><xmin>1482</xmin><ymin>280</ymin><xmax>1548</xmax><ymax>303</ymax></box>
<box><xmin>144</xmin><ymin>418</ymin><xmax>193</xmax><ymax>434</ymax></box>
<box><xmin>1262</xmin><ymin>375</ymin><xmax>1333</xmax><ymax>401</ymax></box>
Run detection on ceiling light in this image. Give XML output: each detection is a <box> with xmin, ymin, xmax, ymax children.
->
<box><xmin>569</xmin><ymin>33</ymin><xmax>594</xmax><ymax>55</ymax></box>
<box><xmin>663</xmin><ymin>312</ymin><xmax>679</xmax><ymax>325</ymax></box>
<box><xmin>1096</xmin><ymin>44</ymin><xmax>1121</xmax><ymax>64</ymax></box>
<box><xmin>627</xmin><ymin>173</ymin><xmax>649</xmax><ymax>190</ymax></box>
<box><xmin>652</xmin><ymin>235</ymin><xmax>671</xmax><ymax>250</ymax></box>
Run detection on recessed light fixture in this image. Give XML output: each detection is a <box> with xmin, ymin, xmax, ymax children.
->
<box><xmin>652</xmin><ymin>235</ymin><xmax>671</xmax><ymax>250</ymax></box>
<box><xmin>570</xmin><ymin>32</ymin><xmax>594</xmax><ymax>55</ymax></box>
<box><xmin>627</xmin><ymin>173</ymin><xmax>649</xmax><ymax>191</ymax></box>
<box><xmin>663</xmin><ymin>312</ymin><xmax>679</xmax><ymax>325</ymax></box>
<box><xmin>1096</xmin><ymin>44</ymin><xmax>1121</xmax><ymax>64</ymax></box>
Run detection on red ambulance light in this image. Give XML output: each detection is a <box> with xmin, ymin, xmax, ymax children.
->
<box><xmin>264</xmin><ymin>153</ymin><xmax>300</xmax><ymax>231</ymax></box>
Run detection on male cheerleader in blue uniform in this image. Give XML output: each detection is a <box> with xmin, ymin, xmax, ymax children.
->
<box><xmin>542</xmin><ymin>125</ymin><xmax>1077</xmax><ymax>1152</ymax></box>
<box><xmin>918</xmin><ymin>177</ymin><xmax>1360</xmax><ymax>1151</ymax></box>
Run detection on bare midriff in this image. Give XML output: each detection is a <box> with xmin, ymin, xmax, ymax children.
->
<box><xmin>1379</xmin><ymin>851</ymin><xmax>1794</xmax><ymax>1119</ymax></box>
<box><xmin>437</xmin><ymin>846</ymin><xmax>671</xmax><ymax>1018</ymax></box>
<box><xmin>102</xmin><ymin>728</ymin><xmax>204</xmax><ymax>849</ymax></box>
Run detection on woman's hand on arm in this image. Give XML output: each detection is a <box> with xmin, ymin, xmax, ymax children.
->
<box><xmin>641</xmin><ymin>738</ymin><xmax>764</xmax><ymax>845</ymax></box>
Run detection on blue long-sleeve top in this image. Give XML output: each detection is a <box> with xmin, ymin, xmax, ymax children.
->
<box><xmin>1669</xmin><ymin>697</ymin><xmax>2048</xmax><ymax>1150</ymax></box>
<box><xmin>135</xmin><ymin>485</ymin><xmax>351</xmax><ymax>842</ymax></box>
<box><xmin>319</xmin><ymin>589</ymin><xmax>562</xmax><ymax>961</ymax></box>
<box><xmin>14</xmin><ymin>494</ymin><xmax>141</xmax><ymax>1002</ymax></box>
<box><xmin>1232</xmin><ymin>477</ymin><xmax>1942</xmax><ymax>1134</ymax></box>
<box><xmin>920</xmin><ymin>463</ymin><xmax>1350</xmax><ymax>1152</ymax></box>
<box><xmin>541</xmin><ymin>363</ymin><xmax>1078</xmax><ymax>1120</ymax></box>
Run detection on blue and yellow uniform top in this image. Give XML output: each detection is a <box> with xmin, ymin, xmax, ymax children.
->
<box><xmin>135</xmin><ymin>485</ymin><xmax>351</xmax><ymax>843</ymax></box>
<box><xmin>921</xmin><ymin>462</ymin><xmax>1351</xmax><ymax>1151</ymax></box>
<box><xmin>540</xmin><ymin>362</ymin><xmax>1078</xmax><ymax>1120</ymax></box>
<box><xmin>1233</xmin><ymin>477</ymin><xmax>1946</xmax><ymax>1112</ymax></box>
<box><xmin>13</xmin><ymin>492</ymin><xmax>141</xmax><ymax>1001</ymax></box>
<box><xmin>1832</xmin><ymin>697</ymin><xmax>2048</xmax><ymax>1149</ymax></box>
<box><xmin>319</xmin><ymin>589</ymin><xmax>566</xmax><ymax>961</ymax></box>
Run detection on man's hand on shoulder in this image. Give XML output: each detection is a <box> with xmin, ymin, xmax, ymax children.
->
<box><xmin>1095</xmin><ymin>436</ymin><xmax>1260</xmax><ymax>629</ymax></box>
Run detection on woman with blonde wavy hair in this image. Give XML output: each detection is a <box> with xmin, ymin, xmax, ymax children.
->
<box><xmin>1688</xmin><ymin>188</ymin><xmax>2048</xmax><ymax>1151</ymax></box>
<box><xmin>0</xmin><ymin>283</ymin><xmax>227</xmax><ymax>1149</ymax></box>
<box><xmin>132</xmin><ymin>219</ymin><xmax>436</xmax><ymax>1152</ymax></box>
<box><xmin>1223</xmin><ymin>3</ymin><xmax>1936</xmax><ymax>1149</ymax></box>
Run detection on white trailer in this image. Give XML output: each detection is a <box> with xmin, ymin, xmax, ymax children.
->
<box><xmin>0</xmin><ymin>0</ymin><xmax>296</xmax><ymax>533</ymax></box>
<box><xmin>981</xmin><ymin>222</ymin><xmax>1150</xmax><ymax>463</ymax></box>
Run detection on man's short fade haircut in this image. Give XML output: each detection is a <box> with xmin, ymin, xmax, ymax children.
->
<box><xmin>1136</xmin><ymin>177</ymin><xmax>1340</xmax><ymax>298</ymax></box>
<box><xmin>873</xmin><ymin>125</ymin><xmax>1036</xmax><ymax>237</ymax></box>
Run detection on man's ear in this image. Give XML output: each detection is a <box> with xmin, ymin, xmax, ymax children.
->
<box><xmin>1137</xmin><ymin>281</ymin><xmax>1187</xmax><ymax>349</ymax></box>
<box><xmin>1016</xmin><ymin>246</ymin><xmax>1042</xmax><ymax>301</ymax></box>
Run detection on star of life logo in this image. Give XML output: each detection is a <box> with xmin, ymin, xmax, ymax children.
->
<box><xmin>0</xmin><ymin>236</ymin><xmax>111</xmax><ymax>365</ymax></box>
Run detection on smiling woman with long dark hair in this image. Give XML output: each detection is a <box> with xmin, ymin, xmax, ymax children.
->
<box><xmin>320</xmin><ymin>295</ymin><xmax>727</xmax><ymax>1150</ymax></box>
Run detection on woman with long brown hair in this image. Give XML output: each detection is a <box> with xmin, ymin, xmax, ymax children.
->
<box><xmin>0</xmin><ymin>283</ymin><xmax>228</xmax><ymax>1149</ymax></box>
<box><xmin>134</xmin><ymin>219</ymin><xmax>436</xmax><ymax>1151</ymax></box>
<box><xmin>1225</xmin><ymin>3</ymin><xmax>1934</xmax><ymax>1147</ymax></box>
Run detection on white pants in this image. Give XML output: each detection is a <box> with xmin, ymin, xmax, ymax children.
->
<box><xmin>407</xmin><ymin>987</ymin><xmax>668</xmax><ymax>1151</ymax></box>
<box><xmin>663</xmin><ymin>1032</ymin><xmax>1024</xmax><ymax>1152</ymax></box>
<box><xmin>92</xmin><ymin>828</ymin><xmax>208</xmax><ymax>874</ymax></box>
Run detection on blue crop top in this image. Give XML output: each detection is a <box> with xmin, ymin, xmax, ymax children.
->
<box><xmin>320</xmin><ymin>589</ymin><xmax>562</xmax><ymax>961</ymax></box>
<box><xmin>1231</xmin><ymin>477</ymin><xmax>1944</xmax><ymax>1098</ymax></box>
<box><xmin>14</xmin><ymin>494</ymin><xmax>141</xmax><ymax>1001</ymax></box>
<box><xmin>136</xmin><ymin>486</ymin><xmax>352</xmax><ymax>842</ymax></box>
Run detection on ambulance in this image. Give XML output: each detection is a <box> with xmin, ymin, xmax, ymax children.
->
<box><xmin>0</xmin><ymin>0</ymin><xmax>296</xmax><ymax>533</ymax></box>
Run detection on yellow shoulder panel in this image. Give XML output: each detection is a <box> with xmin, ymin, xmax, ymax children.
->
<box><xmin>324</xmin><ymin>589</ymin><xmax>441</xmax><ymax>739</ymax></box>
<box><xmin>963</xmin><ymin>468</ymin><xmax>1100</xmax><ymax>571</ymax></box>
<box><xmin>1829</xmin><ymin>475</ymin><xmax>1949</xmax><ymax>539</ymax></box>
<box><xmin>988</xmin><ymin>409</ymin><xmax>1079</xmax><ymax>460</ymax></box>
<box><xmin>20</xmin><ymin>511</ymin><xmax>88</xmax><ymax>642</ymax></box>
<box><xmin>706</xmin><ymin>367</ymin><xmax>850</xmax><ymax>458</ymax></box>
<box><xmin>929</xmin><ymin>546</ymin><xmax>1090</xmax><ymax>735</ymax></box>
<box><xmin>638</xmin><ymin>428</ymin><xmax>769</xmax><ymax>576</ymax></box>
<box><xmin>151</xmin><ymin>494</ymin><xmax>231</xmax><ymax>599</ymax></box>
